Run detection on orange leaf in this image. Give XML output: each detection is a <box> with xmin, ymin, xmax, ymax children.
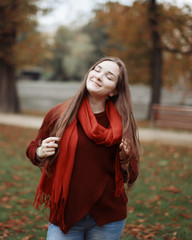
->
<box><xmin>161</xmin><ymin>185</ymin><xmax>180</xmax><ymax>193</ymax></box>
<box><xmin>128</xmin><ymin>206</ymin><xmax>134</xmax><ymax>213</ymax></box>
<box><xmin>179</xmin><ymin>213</ymin><xmax>192</xmax><ymax>219</ymax></box>
<box><xmin>22</xmin><ymin>234</ymin><xmax>35</xmax><ymax>240</ymax></box>
<box><xmin>138</xmin><ymin>218</ymin><xmax>146</xmax><ymax>223</ymax></box>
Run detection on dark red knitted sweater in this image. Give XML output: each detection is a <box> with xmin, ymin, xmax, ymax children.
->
<box><xmin>26</xmin><ymin>106</ymin><xmax>139</xmax><ymax>234</ymax></box>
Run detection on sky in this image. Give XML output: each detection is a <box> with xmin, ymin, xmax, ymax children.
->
<box><xmin>38</xmin><ymin>0</ymin><xmax>192</xmax><ymax>32</ymax></box>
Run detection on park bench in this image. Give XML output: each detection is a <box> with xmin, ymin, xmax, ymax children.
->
<box><xmin>151</xmin><ymin>104</ymin><xmax>192</xmax><ymax>130</ymax></box>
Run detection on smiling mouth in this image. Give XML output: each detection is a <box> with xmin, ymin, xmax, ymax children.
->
<box><xmin>91</xmin><ymin>80</ymin><xmax>101</xmax><ymax>87</ymax></box>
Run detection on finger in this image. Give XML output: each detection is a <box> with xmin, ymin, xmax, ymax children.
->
<box><xmin>123</xmin><ymin>146</ymin><xmax>129</xmax><ymax>155</ymax></box>
<box><xmin>120</xmin><ymin>145</ymin><xmax>128</xmax><ymax>155</ymax></box>
<box><xmin>42</xmin><ymin>141</ymin><xmax>58</xmax><ymax>148</ymax></box>
<box><xmin>119</xmin><ymin>152</ymin><xmax>129</xmax><ymax>162</ymax></box>
<box><xmin>119</xmin><ymin>151</ymin><xmax>124</xmax><ymax>159</ymax></box>
<box><xmin>119</xmin><ymin>150</ymin><xmax>130</xmax><ymax>162</ymax></box>
<box><xmin>119</xmin><ymin>142</ymin><xmax>124</xmax><ymax>149</ymax></box>
<box><xmin>41</xmin><ymin>145</ymin><xmax>56</xmax><ymax>153</ymax></box>
<box><xmin>121</xmin><ymin>162</ymin><xmax>128</xmax><ymax>167</ymax></box>
<box><xmin>120</xmin><ymin>140</ymin><xmax>129</xmax><ymax>151</ymax></box>
<box><xmin>43</xmin><ymin>137</ymin><xmax>60</xmax><ymax>144</ymax></box>
<box><xmin>121</xmin><ymin>138</ymin><xmax>127</xmax><ymax>146</ymax></box>
<box><xmin>45</xmin><ymin>151</ymin><xmax>56</xmax><ymax>157</ymax></box>
<box><xmin>120</xmin><ymin>163</ymin><xmax>129</xmax><ymax>171</ymax></box>
<box><xmin>119</xmin><ymin>151</ymin><xmax>126</xmax><ymax>158</ymax></box>
<box><xmin>120</xmin><ymin>159</ymin><xmax>129</xmax><ymax>164</ymax></box>
<box><xmin>45</xmin><ymin>148</ymin><xmax>56</xmax><ymax>152</ymax></box>
<box><xmin>46</xmin><ymin>142</ymin><xmax>59</xmax><ymax>148</ymax></box>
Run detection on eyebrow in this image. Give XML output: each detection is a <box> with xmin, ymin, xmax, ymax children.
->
<box><xmin>97</xmin><ymin>64</ymin><xmax>116</xmax><ymax>77</ymax></box>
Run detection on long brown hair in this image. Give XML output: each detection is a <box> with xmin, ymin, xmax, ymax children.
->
<box><xmin>46</xmin><ymin>56</ymin><xmax>140</xmax><ymax>186</ymax></box>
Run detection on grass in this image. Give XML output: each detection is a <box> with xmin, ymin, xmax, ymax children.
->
<box><xmin>0</xmin><ymin>124</ymin><xmax>192</xmax><ymax>240</ymax></box>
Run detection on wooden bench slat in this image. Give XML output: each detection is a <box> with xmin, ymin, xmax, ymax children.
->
<box><xmin>151</xmin><ymin>104</ymin><xmax>192</xmax><ymax>130</ymax></box>
<box><xmin>152</xmin><ymin>104</ymin><xmax>192</xmax><ymax>112</ymax></box>
<box><xmin>154</xmin><ymin>116</ymin><xmax>192</xmax><ymax>121</ymax></box>
<box><xmin>155</xmin><ymin>122</ymin><xmax>192</xmax><ymax>129</ymax></box>
<box><xmin>156</xmin><ymin>120</ymin><xmax>192</xmax><ymax>126</ymax></box>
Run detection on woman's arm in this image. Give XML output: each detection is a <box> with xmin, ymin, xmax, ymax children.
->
<box><xmin>26</xmin><ymin>106</ymin><xmax>59</xmax><ymax>166</ymax></box>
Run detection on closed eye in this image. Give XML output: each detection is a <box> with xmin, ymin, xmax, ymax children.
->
<box><xmin>94</xmin><ymin>66</ymin><xmax>101</xmax><ymax>72</ymax></box>
<box><xmin>107</xmin><ymin>76</ymin><xmax>112</xmax><ymax>80</ymax></box>
<box><xmin>106</xmin><ymin>73</ymin><xmax>114</xmax><ymax>81</ymax></box>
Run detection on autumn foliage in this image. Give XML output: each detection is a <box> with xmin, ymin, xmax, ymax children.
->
<box><xmin>0</xmin><ymin>0</ymin><xmax>48</xmax><ymax>113</ymax></box>
<box><xmin>91</xmin><ymin>1</ymin><xmax>192</xmax><ymax>89</ymax></box>
<box><xmin>0</xmin><ymin>0</ymin><xmax>192</xmax><ymax>113</ymax></box>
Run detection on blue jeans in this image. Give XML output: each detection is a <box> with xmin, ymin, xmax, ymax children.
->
<box><xmin>46</xmin><ymin>214</ymin><xmax>126</xmax><ymax>240</ymax></box>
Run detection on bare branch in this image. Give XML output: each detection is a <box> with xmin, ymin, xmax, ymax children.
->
<box><xmin>163</xmin><ymin>46</ymin><xmax>192</xmax><ymax>55</ymax></box>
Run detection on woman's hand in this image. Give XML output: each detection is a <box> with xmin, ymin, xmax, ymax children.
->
<box><xmin>36</xmin><ymin>137</ymin><xmax>60</xmax><ymax>159</ymax></box>
<box><xmin>119</xmin><ymin>139</ymin><xmax>130</xmax><ymax>172</ymax></box>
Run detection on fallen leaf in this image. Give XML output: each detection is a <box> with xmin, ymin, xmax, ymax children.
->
<box><xmin>179</xmin><ymin>172</ymin><xmax>185</xmax><ymax>178</ymax></box>
<box><xmin>161</xmin><ymin>185</ymin><xmax>180</xmax><ymax>193</ymax></box>
<box><xmin>149</xmin><ymin>195</ymin><xmax>161</xmax><ymax>203</ymax></box>
<box><xmin>150</xmin><ymin>185</ymin><xmax>156</xmax><ymax>190</ymax></box>
<box><xmin>179</xmin><ymin>213</ymin><xmax>192</xmax><ymax>219</ymax></box>
<box><xmin>128</xmin><ymin>206</ymin><xmax>134</xmax><ymax>213</ymax></box>
<box><xmin>18</xmin><ymin>199</ymin><xmax>32</xmax><ymax>206</ymax></box>
<box><xmin>37</xmin><ymin>223</ymin><xmax>49</xmax><ymax>230</ymax></box>
<box><xmin>137</xmin><ymin>218</ymin><xmax>146</xmax><ymax>223</ymax></box>
<box><xmin>22</xmin><ymin>234</ymin><xmax>35</xmax><ymax>240</ymax></box>
<box><xmin>143</xmin><ymin>233</ymin><xmax>156</xmax><ymax>239</ymax></box>
<box><xmin>13</xmin><ymin>175</ymin><xmax>24</xmax><ymax>181</ymax></box>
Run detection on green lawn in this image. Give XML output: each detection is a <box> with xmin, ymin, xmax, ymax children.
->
<box><xmin>0</xmin><ymin>125</ymin><xmax>191</xmax><ymax>240</ymax></box>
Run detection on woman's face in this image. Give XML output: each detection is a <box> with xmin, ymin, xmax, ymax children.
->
<box><xmin>86</xmin><ymin>60</ymin><xmax>119</xmax><ymax>99</ymax></box>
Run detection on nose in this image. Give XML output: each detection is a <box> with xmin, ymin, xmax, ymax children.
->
<box><xmin>96</xmin><ymin>72</ymin><xmax>103</xmax><ymax>81</ymax></box>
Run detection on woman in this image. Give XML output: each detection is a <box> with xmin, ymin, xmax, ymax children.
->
<box><xmin>26</xmin><ymin>56</ymin><xmax>140</xmax><ymax>240</ymax></box>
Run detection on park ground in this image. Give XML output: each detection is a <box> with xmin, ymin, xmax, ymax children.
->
<box><xmin>0</xmin><ymin>123</ymin><xmax>192</xmax><ymax>240</ymax></box>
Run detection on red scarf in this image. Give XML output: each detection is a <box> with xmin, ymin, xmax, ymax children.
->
<box><xmin>33</xmin><ymin>96</ymin><xmax>124</xmax><ymax>230</ymax></box>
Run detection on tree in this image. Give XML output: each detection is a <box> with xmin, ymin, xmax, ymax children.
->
<box><xmin>89</xmin><ymin>1</ymin><xmax>192</xmax><ymax>118</ymax></box>
<box><xmin>160</xmin><ymin>3</ymin><xmax>192</xmax><ymax>104</ymax></box>
<box><xmin>147</xmin><ymin>0</ymin><xmax>162</xmax><ymax>118</ymax></box>
<box><xmin>82</xmin><ymin>17</ymin><xmax>111</xmax><ymax>64</ymax></box>
<box><xmin>48</xmin><ymin>26</ymin><xmax>96</xmax><ymax>81</ymax></box>
<box><xmin>49</xmin><ymin>26</ymin><xmax>73</xmax><ymax>81</ymax></box>
<box><xmin>0</xmin><ymin>0</ymin><xmax>48</xmax><ymax>113</ymax></box>
<box><xmin>147</xmin><ymin>0</ymin><xmax>192</xmax><ymax>116</ymax></box>
<box><xmin>91</xmin><ymin>1</ymin><xmax>151</xmax><ymax>85</ymax></box>
<box><xmin>63</xmin><ymin>31</ymin><xmax>96</xmax><ymax>80</ymax></box>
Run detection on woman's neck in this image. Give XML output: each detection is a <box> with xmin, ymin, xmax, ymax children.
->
<box><xmin>87</xmin><ymin>95</ymin><xmax>106</xmax><ymax>113</ymax></box>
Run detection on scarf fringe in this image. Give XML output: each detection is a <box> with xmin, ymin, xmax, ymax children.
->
<box><xmin>33</xmin><ymin>189</ymin><xmax>67</xmax><ymax>230</ymax></box>
<box><xmin>33</xmin><ymin>189</ymin><xmax>50</xmax><ymax>210</ymax></box>
<box><xmin>49</xmin><ymin>199</ymin><xmax>67</xmax><ymax>230</ymax></box>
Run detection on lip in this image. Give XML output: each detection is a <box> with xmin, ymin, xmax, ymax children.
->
<box><xmin>91</xmin><ymin>79</ymin><xmax>102</xmax><ymax>87</ymax></box>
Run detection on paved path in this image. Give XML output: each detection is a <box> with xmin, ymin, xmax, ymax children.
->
<box><xmin>0</xmin><ymin>113</ymin><xmax>192</xmax><ymax>147</ymax></box>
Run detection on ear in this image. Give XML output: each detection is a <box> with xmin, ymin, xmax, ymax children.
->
<box><xmin>109</xmin><ymin>89</ymin><xmax>118</xmax><ymax>97</ymax></box>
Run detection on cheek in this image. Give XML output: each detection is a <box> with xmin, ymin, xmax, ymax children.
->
<box><xmin>86</xmin><ymin>76</ymin><xmax>94</xmax><ymax>90</ymax></box>
<box><xmin>86</xmin><ymin>73</ymin><xmax>94</xmax><ymax>84</ymax></box>
<box><xmin>87</xmin><ymin>71</ymin><xmax>94</xmax><ymax>79</ymax></box>
<box><xmin>104</xmin><ymin>81</ymin><xmax>117</xmax><ymax>90</ymax></box>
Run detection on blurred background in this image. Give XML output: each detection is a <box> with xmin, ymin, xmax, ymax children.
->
<box><xmin>0</xmin><ymin>0</ymin><xmax>192</xmax><ymax>120</ymax></box>
<box><xmin>1</xmin><ymin>1</ymin><xmax>192</xmax><ymax>239</ymax></box>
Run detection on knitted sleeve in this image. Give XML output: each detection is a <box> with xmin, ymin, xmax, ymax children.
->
<box><xmin>26</xmin><ymin>104</ymin><xmax>61</xmax><ymax>166</ymax></box>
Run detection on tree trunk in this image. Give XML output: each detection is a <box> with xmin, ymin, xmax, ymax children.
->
<box><xmin>0</xmin><ymin>61</ymin><xmax>20</xmax><ymax>113</ymax></box>
<box><xmin>147</xmin><ymin>0</ymin><xmax>163</xmax><ymax>119</ymax></box>
<box><xmin>0</xmin><ymin>0</ymin><xmax>21</xmax><ymax>113</ymax></box>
